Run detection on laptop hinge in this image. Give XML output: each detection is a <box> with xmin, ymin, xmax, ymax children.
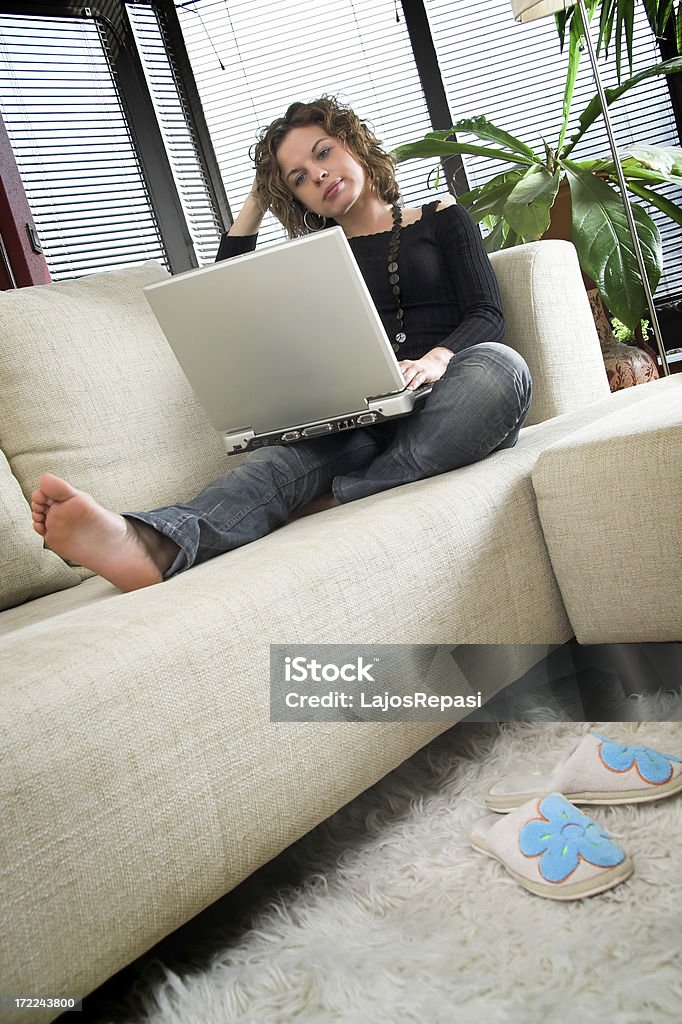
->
<box><xmin>223</xmin><ymin>428</ymin><xmax>255</xmax><ymax>454</ymax></box>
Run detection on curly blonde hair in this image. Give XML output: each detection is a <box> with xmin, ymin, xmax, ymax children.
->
<box><xmin>251</xmin><ymin>96</ymin><xmax>400</xmax><ymax>237</ymax></box>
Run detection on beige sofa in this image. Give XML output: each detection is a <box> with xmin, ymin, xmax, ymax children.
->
<box><xmin>1</xmin><ymin>240</ymin><xmax>680</xmax><ymax>1022</ymax></box>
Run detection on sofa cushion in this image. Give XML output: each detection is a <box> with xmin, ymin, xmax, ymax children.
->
<box><xmin>489</xmin><ymin>240</ymin><xmax>610</xmax><ymax>426</ymax></box>
<box><xmin>0</xmin><ymin>261</ymin><xmax>232</xmax><ymax>517</ymax></box>
<box><xmin>531</xmin><ymin>375</ymin><xmax>682</xmax><ymax>642</ymax></box>
<box><xmin>0</xmin><ymin>449</ymin><xmax>81</xmax><ymax>610</ymax></box>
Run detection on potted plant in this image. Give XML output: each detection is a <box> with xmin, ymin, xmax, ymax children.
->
<box><xmin>393</xmin><ymin>24</ymin><xmax>682</xmax><ymax>331</ymax></box>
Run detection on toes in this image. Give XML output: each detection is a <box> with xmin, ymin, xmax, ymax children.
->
<box><xmin>32</xmin><ymin>521</ymin><xmax>47</xmax><ymax>536</ymax></box>
<box><xmin>38</xmin><ymin>473</ymin><xmax>78</xmax><ymax>503</ymax></box>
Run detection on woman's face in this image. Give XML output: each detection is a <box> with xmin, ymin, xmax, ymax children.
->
<box><xmin>276</xmin><ymin>123</ymin><xmax>367</xmax><ymax>221</ymax></box>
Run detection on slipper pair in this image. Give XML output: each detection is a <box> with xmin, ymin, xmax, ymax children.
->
<box><xmin>470</xmin><ymin>733</ymin><xmax>682</xmax><ymax>901</ymax></box>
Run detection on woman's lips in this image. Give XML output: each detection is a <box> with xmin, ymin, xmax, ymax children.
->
<box><xmin>323</xmin><ymin>179</ymin><xmax>343</xmax><ymax>201</ymax></box>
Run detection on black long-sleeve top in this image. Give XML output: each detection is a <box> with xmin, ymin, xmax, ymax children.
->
<box><xmin>215</xmin><ymin>200</ymin><xmax>504</xmax><ymax>362</ymax></box>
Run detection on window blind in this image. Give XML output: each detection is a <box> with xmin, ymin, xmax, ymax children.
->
<box><xmin>127</xmin><ymin>1</ymin><xmax>223</xmax><ymax>265</ymax></box>
<box><xmin>424</xmin><ymin>0</ymin><xmax>682</xmax><ymax>299</ymax></box>
<box><xmin>174</xmin><ymin>0</ymin><xmax>436</xmax><ymax>247</ymax></box>
<box><xmin>0</xmin><ymin>12</ymin><xmax>167</xmax><ymax>279</ymax></box>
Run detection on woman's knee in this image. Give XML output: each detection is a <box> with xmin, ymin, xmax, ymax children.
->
<box><xmin>454</xmin><ymin>341</ymin><xmax>527</xmax><ymax>376</ymax></box>
<box><xmin>453</xmin><ymin>342</ymin><xmax>531</xmax><ymax>410</ymax></box>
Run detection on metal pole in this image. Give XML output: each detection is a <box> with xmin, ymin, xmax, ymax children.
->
<box><xmin>0</xmin><ymin>232</ymin><xmax>18</xmax><ymax>289</ymax></box>
<box><xmin>577</xmin><ymin>0</ymin><xmax>670</xmax><ymax>376</ymax></box>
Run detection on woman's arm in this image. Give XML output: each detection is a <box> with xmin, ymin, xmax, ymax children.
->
<box><xmin>436</xmin><ymin>202</ymin><xmax>505</xmax><ymax>353</ymax></box>
<box><xmin>215</xmin><ymin>179</ymin><xmax>268</xmax><ymax>262</ymax></box>
<box><xmin>398</xmin><ymin>202</ymin><xmax>504</xmax><ymax>391</ymax></box>
<box><xmin>228</xmin><ymin>189</ymin><xmax>267</xmax><ymax>237</ymax></box>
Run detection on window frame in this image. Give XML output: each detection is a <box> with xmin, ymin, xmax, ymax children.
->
<box><xmin>399</xmin><ymin>0</ymin><xmax>469</xmax><ymax>195</ymax></box>
<box><xmin>0</xmin><ymin>0</ymin><xmax>232</xmax><ymax>273</ymax></box>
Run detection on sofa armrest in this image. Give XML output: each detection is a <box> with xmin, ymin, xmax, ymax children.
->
<box><xmin>531</xmin><ymin>376</ymin><xmax>682</xmax><ymax>642</ymax></box>
<box><xmin>490</xmin><ymin>240</ymin><xmax>610</xmax><ymax>426</ymax></box>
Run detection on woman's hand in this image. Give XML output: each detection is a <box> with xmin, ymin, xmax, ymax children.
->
<box><xmin>399</xmin><ymin>346</ymin><xmax>454</xmax><ymax>390</ymax></box>
<box><xmin>247</xmin><ymin>174</ymin><xmax>269</xmax><ymax>214</ymax></box>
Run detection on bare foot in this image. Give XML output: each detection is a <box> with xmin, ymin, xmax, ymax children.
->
<box><xmin>288</xmin><ymin>493</ymin><xmax>341</xmax><ymax>521</ymax></box>
<box><xmin>30</xmin><ymin>473</ymin><xmax>179</xmax><ymax>592</ymax></box>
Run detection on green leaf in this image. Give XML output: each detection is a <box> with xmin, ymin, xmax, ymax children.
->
<box><xmin>615</xmin><ymin>1</ymin><xmax>624</xmax><ymax>81</ymax></box>
<box><xmin>483</xmin><ymin>219</ymin><xmax>523</xmax><ymax>253</ymax></box>
<box><xmin>658</xmin><ymin>0</ymin><xmax>675</xmax><ymax>34</ymax></box>
<box><xmin>458</xmin><ymin>170</ymin><xmax>526</xmax><ymax>222</ymax></box>
<box><xmin>573</xmin><ymin>157</ymin><xmax>615</xmax><ymax>174</ymax></box>
<box><xmin>616</xmin><ymin>156</ymin><xmax>682</xmax><ymax>184</ymax></box>
<box><xmin>555</xmin><ymin>9</ymin><xmax>570</xmax><ymax>51</ymax></box>
<box><xmin>614</xmin><ymin>0</ymin><xmax>635</xmax><ymax>82</ymax></box>
<box><xmin>626</xmin><ymin>179</ymin><xmax>682</xmax><ymax>227</ymax></box>
<box><xmin>625</xmin><ymin>144</ymin><xmax>681</xmax><ymax>176</ymax></box>
<box><xmin>392</xmin><ymin>137</ymin><xmax>534</xmax><ymax>167</ymax></box>
<box><xmin>559</xmin><ymin>11</ymin><xmax>585</xmax><ymax>151</ymax></box>
<box><xmin>482</xmin><ymin>218</ymin><xmax>506</xmax><ymax>253</ymax></box>
<box><xmin>458</xmin><ymin>167</ymin><xmax>525</xmax><ymax>204</ymax></box>
<box><xmin>425</xmin><ymin>117</ymin><xmax>537</xmax><ymax>160</ymax></box>
<box><xmin>624</xmin><ymin>0</ymin><xmax>635</xmax><ymax>81</ymax></box>
<box><xmin>564</xmin><ymin>57</ymin><xmax>682</xmax><ymax>157</ymax></box>
<box><xmin>501</xmin><ymin>226</ymin><xmax>524</xmax><ymax>249</ymax></box>
<box><xmin>641</xmin><ymin>0</ymin><xmax>662</xmax><ymax>34</ymax></box>
<box><xmin>677</xmin><ymin>1</ymin><xmax>682</xmax><ymax>53</ymax></box>
<box><xmin>493</xmin><ymin>220</ymin><xmax>520</xmax><ymax>249</ymax></box>
<box><xmin>502</xmin><ymin>166</ymin><xmax>562</xmax><ymax>239</ymax></box>
<box><xmin>563</xmin><ymin>161</ymin><xmax>662</xmax><ymax>329</ymax></box>
<box><xmin>598</xmin><ymin>0</ymin><xmax>616</xmax><ymax>58</ymax></box>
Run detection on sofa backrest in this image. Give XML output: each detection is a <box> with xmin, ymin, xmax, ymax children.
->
<box><xmin>0</xmin><ymin>260</ymin><xmax>232</xmax><ymax>610</ymax></box>
<box><xmin>0</xmin><ymin>242</ymin><xmax>609</xmax><ymax>610</ymax></box>
<box><xmin>490</xmin><ymin>239</ymin><xmax>610</xmax><ymax>426</ymax></box>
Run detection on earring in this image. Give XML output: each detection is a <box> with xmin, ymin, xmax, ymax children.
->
<box><xmin>303</xmin><ymin>210</ymin><xmax>327</xmax><ymax>232</ymax></box>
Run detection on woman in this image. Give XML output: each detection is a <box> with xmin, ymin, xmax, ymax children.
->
<box><xmin>31</xmin><ymin>97</ymin><xmax>532</xmax><ymax>592</ymax></box>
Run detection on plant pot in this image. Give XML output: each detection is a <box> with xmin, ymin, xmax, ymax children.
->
<box><xmin>543</xmin><ymin>179</ymin><xmax>597</xmax><ymax>292</ymax></box>
<box><xmin>601</xmin><ymin>340</ymin><xmax>660</xmax><ymax>391</ymax></box>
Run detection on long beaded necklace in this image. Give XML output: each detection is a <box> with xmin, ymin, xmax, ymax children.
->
<box><xmin>388</xmin><ymin>202</ymin><xmax>406</xmax><ymax>352</ymax></box>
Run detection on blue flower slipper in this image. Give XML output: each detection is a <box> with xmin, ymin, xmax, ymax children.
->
<box><xmin>470</xmin><ymin>793</ymin><xmax>633</xmax><ymax>900</ymax></box>
<box><xmin>484</xmin><ymin>732</ymin><xmax>682</xmax><ymax>813</ymax></box>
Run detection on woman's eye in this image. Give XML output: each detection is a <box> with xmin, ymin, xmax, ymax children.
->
<box><xmin>293</xmin><ymin>148</ymin><xmax>330</xmax><ymax>187</ymax></box>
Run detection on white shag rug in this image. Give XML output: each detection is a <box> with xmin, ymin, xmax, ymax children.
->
<box><xmin>97</xmin><ymin>718</ymin><xmax>682</xmax><ymax>1024</ymax></box>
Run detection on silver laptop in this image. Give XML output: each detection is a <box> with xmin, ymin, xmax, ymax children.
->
<box><xmin>143</xmin><ymin>227</ymin><xmax>430</xmax><ymax>455</ymax></box>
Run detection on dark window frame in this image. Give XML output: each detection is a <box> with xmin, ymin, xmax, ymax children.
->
<box><xmin>658</xmin><ymin>17</ymin><xmax>682</xmax><ymax>141</ymax></box>
<box><xmin>153</xmin><ymin>0</ymin><xmax>231</xmax><ymax>230</ymax></box>
<box><xmin>399</xmin><ymin>0</ymin><xmax>469</xmax><ymax>195</ymax></box>
<box><xmin>0</xmin><ymin>0</ymin><xmax>232</xmax><ymax>272</ymax></box>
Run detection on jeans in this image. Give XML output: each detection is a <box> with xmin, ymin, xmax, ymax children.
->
<box><xmin>126</xmin><ymin>342</ymin><xmax>532</xmax><ymax>578</ymax></box>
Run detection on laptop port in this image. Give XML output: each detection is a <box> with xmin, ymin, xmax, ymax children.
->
<box><xmin>356</xmin><ymin>412</ymin><xmax>378</xmax><ymax>425</ymax></box>
<box><xmin>337</xmin><ymin>419</ymin><xmax>355</xmax><ymax>430</ymax></box>
<box><xmin>281</xmin><ymin>430</ymin><xmax>301</xmax><ymax>442</ymax></box>
<box><xmin>302</xmin><ymin>423</ymin><xmax>333</xmax><ymax>437</ymax></box>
